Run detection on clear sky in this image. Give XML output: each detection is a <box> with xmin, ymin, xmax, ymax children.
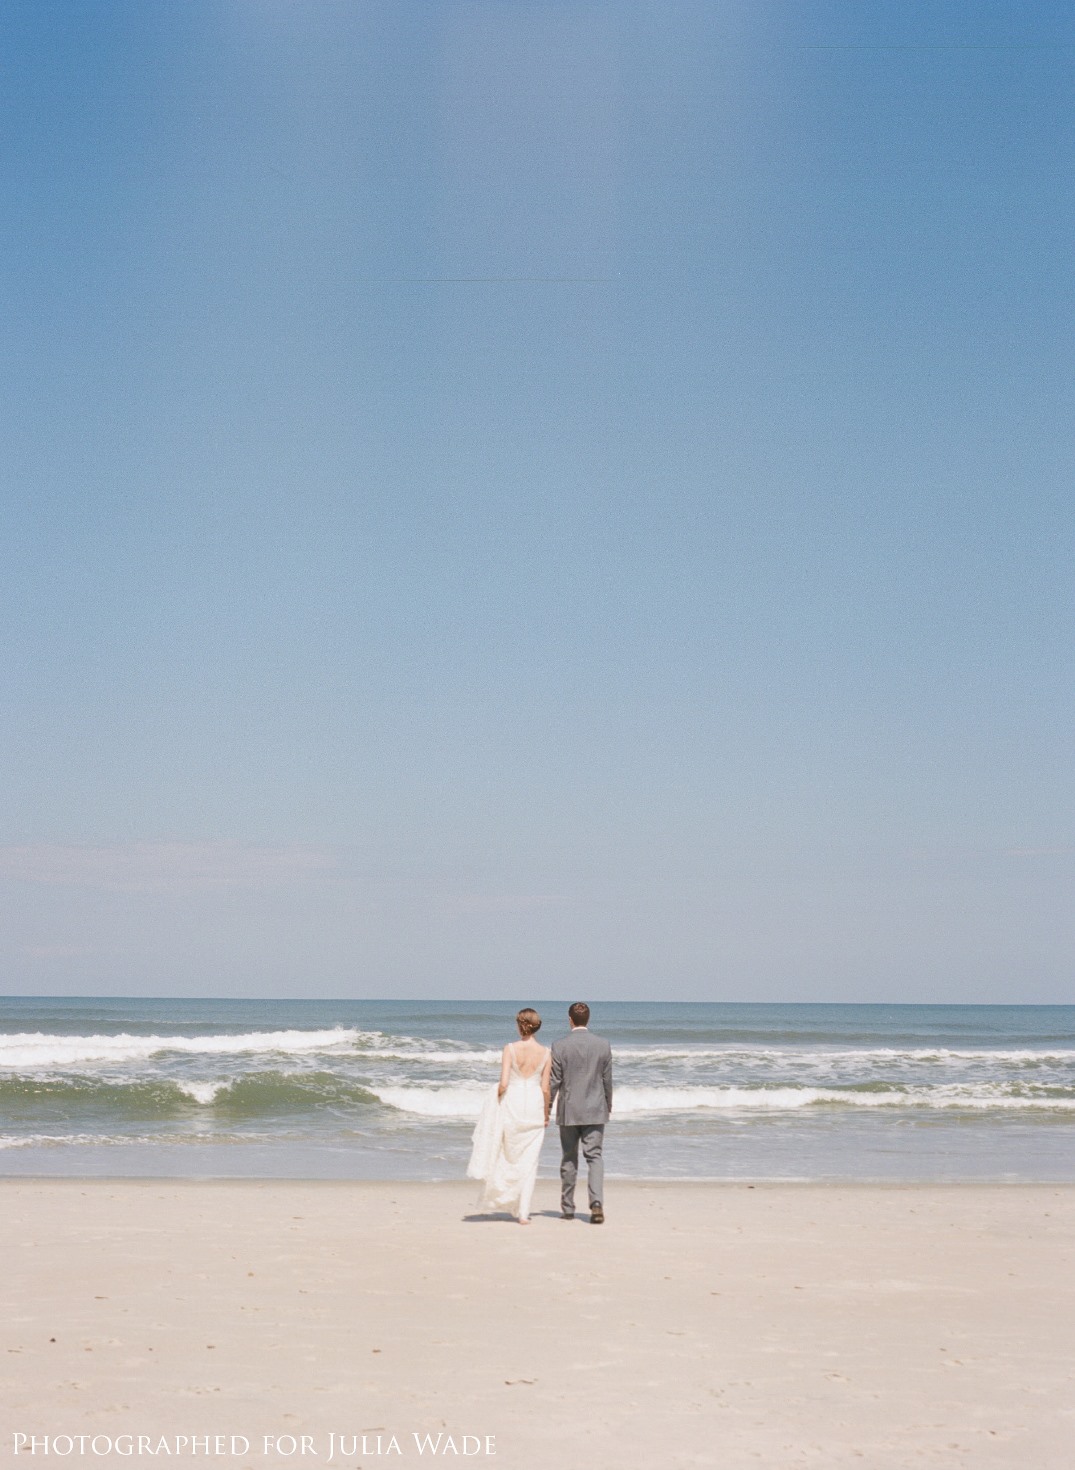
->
<box><xmin>2</xmin><ymin>1</ymin><xmax>1073</xmax><ymax>1001</ymax></box>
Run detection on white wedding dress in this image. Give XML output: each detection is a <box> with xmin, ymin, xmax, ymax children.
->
<box><xmin>467</xmin><ymin>1043</ymin><xmax>548</xmax><ymax>1221</ymax></box>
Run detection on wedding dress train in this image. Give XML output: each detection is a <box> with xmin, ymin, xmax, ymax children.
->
<box><xmin>467</xmin><ymin>1044</ymin><xmax>547</xmax><ymax>1221</ymax></box>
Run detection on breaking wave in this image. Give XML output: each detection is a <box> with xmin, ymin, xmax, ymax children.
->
<box><xmin>0</xmin><ymin>1028</ymin><xmax>364</xmax><ymax>1069</ymax></box>
<box><xmin>366</xmin><ymin>1081</ymin><xmax>1075</xmax><ymax>1119</ymax></box>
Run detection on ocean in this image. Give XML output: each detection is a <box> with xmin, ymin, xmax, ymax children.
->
<box><xmin>1</xmin><ymin>997</ymin><xmax>1073</xmax><ymax>1181</ymax></box>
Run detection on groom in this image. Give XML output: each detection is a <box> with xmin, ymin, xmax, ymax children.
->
<box><xmin>548</xmin><ymin>1002</ymin><xmax>613</xmax><ymax>1224</ymax></box>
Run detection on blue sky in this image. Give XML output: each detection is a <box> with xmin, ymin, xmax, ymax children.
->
<box><xmin>2</xmin><ymin>1</ymin><xmax>1073</xmax><ymax>1000</ymax></box>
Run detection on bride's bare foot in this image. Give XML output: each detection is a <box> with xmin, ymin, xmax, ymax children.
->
<box><xmin>518</xmin><ymin>1218</ymin><xmax>531</xmax><ymax>1225</ymax></box>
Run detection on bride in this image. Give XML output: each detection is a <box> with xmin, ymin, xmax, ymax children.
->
<box><xmin>467</xmin><ymin>1008</ymin><xmax>551</xmax><ymax>1224</ymax></box>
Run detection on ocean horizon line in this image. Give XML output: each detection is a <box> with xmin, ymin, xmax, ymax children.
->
<box><xmin>4</xmin><ymin>995</ymin><xmax>1074</xmax><ymax>1009</ymax></box>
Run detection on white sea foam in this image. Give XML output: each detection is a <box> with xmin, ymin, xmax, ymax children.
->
<box><xmin>808</xmin><ymin>1047</ymin><xmax>1075</xmax><ymax>1064</ymax></box>
<box><xmin>0</xmin><ymin>1028</ymin><xmax>363</xmax><ymax>1069</ymax></box>
<box><xmin>369</xmin><ymin>1085</ymin><xmax>489</xmax><ymax>1117</ymax></box>
<box><xmin>613</xmin><ymin>1084</ymin><xmax>1075</xmax><ymax>1114</ymax></box>
<box><xmin>367</xmin><ymin>1081</ymin><xmax>1075</xmax><ymax>1118</ymax></box>
<box><xmin>613</xmin><ymin>1086</ymin><xmax>818</xmax><ymax>1113</ymax></box>
<box><xmin>0</xmin><ymin>1132</ymin><xmax>126</xmax><ymax>1149</ymax></box>
<box><xmin>175</xmin><ymin>1080</ymin><xmax>231</xmax><ymax>1104</ymax></box>
<box><xmin>609</xmin><ymin>1046</ymin><xmax>1075</xmax><ymax>1065</ymax></box>
<box><xmin>342</xmin><ymin>1044</ymin><xmax>1075</xmax><ymax>1077</ymax></box>
<box><xmin>361</xmin><ymin>1045</ymin><xmax>1075</xmax><ymax>1068</ymax></box>
<box><xmin>354</xmin><ymin>1048</ymin><xmax>503</xmax><ymax>1064</ymax></box>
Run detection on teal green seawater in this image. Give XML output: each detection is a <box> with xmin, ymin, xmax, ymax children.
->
<box><xmin>1</xmin><ymin>999</ymin><xmax>1073</xmax><ymax>1180</ymax></box>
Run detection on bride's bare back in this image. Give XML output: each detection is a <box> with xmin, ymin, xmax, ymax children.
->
<box><xmin>509</xmin><ymin>1037</ymin><xmax>548</xmax><ymax>1079</ymax></box>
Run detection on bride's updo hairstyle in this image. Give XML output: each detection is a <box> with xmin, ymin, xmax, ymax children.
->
<box><xmin>515</xmin><ymin>1008</ymin><xmax>542</xmax><ymax>1036</ymax></box>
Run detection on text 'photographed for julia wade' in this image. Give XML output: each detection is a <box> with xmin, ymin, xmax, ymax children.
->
<box><xmin>10</xmin><ymin>1435</ymin><xmax>497</xmax><ymax>1459</ymax></box>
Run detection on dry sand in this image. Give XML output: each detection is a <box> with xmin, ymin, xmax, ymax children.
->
<box><xmin>2</xmin><ymin>1181</ymin><xmax>1073</xmax><ymax>1469</ymax></box>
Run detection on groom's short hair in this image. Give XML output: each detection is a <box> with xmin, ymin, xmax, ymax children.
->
<box><xmin>568</xmin><ymin>1002</ymin><xmax>590</xmax><ymax>1027</ymax></box>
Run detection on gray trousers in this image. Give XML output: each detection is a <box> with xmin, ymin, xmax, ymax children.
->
<box><xmin>559</xmin><ymin>1124</ymin><xmax>605</xmax><ymax>1212</ymax></box>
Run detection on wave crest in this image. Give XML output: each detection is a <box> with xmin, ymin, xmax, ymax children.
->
<box><xmin>0</xmin><ymin>1028</ymin><xmax>364</xmax><ymax>1069</ymax></box>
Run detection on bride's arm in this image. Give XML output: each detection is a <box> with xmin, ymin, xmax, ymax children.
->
<box><xmin>497</xmin><ymin>1044</ymin><xmax>512</xmax><ymax>1100</ymax></box>
<box><xmin>541</xmin><ymin>1050</ymin><xmax>552</xmax><ymax>1125</ymax></box>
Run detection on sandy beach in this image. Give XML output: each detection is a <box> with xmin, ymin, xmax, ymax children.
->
<box><xmin>2</xmin><ymin>1181</ymin><xmax>1072</xmax><ymax>1470</ymax></box>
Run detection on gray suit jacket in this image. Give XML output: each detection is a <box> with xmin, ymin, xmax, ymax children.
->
<box><xmin>549</xmin><ymin>1028</ymin><xmax>613</xmax><ymax>1126</ymax></box>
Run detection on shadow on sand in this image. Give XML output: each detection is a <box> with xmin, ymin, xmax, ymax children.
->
<box><xmin>461</xmin><ymin>1209</ymin><xmax>587</xmax><ymax>1224</ymax></box>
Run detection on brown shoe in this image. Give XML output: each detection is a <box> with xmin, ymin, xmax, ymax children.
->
<box><xmin>590</xmin><ymin>1205</ymin><xmax>604</xmax><ymax>1224</ymax></box>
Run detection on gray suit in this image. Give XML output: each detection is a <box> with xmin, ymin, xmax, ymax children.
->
<box><xmin>549</xmin><ymin>1027</ymin><xmax>613</xmax><ymax>1214</ymax></box>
